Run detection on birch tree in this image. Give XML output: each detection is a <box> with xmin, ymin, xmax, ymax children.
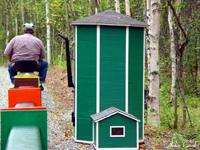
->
<box><xmin>168</xmin><ymin>3</ymin><xmax>178</xmax><ymax>128</ymax></box>
<box><xmin>89</xmin><ymin>0</ymin><xmax>99</xmax><ymax>15</ymax></box>
<box><xmin>45</xmin><ymin>0</ymin><xmax>51</xmax><ymax>64</ymax></box>
<box><xmin>147</xmin><ymin>0</ymin><xmax>161</xmax><ymax>127</ymax></box>
<box><xmin>115</xmin><ymin>0</ymin><xmax>120</xmax><ymax>13</ymax></box>
<box><xmin>95</xmin><ymin>0</ymin><xmax>100</xmax><ymax>14</ymax></box>
<box><xmin>89</xmin><ymin>0</ymin><xmax>95</xmax><ymax>15</ymax></box>
<box><xmin>125</xmin><ymin>0</ymin><xmax>130</xmax><ymax>16</ymax></box>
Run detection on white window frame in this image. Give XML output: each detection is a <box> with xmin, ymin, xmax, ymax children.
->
<box><xmin>110</xmin><ymin>126</ymin><xmax>125</xmax><ymax>137</ymax></box>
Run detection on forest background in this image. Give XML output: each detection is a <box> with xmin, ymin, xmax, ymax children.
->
<box><xmin>0</xmin><ymin>0</ymin><xmax>199</xmax><ymax>149</ymax></box>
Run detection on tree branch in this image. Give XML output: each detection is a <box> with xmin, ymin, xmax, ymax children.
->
<box><xmin>167</xmin><ymin>0</ymin><xmax>189</xmax><ymax>53</ymax></box>
<box><xmin>167</xmin><ymin>0</ymin><xmax>187</xmax><ymax>40</ymax></box>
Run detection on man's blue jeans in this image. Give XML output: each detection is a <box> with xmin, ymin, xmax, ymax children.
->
<box><xmin>8</xmin><ymin>60</ymin><xmax>48</xmax><ymax>83</ymax></box>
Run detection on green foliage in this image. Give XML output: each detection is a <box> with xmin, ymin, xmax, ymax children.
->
<box><xmin>53</xmin><ymin>54</ymin><xmax>66</xmax><ymax>68</ymax></box>
<box><xmin>129</xmin><ymin>0</ymin><xmax>144</xmax><ymax>20</ymax></box>
<box><xmin>99</xmin><ymin>0</ymin><xmax>114</xmax><ymax>11</ymax></box>
<box><xmin>160</xmin><ymin>75</ymin><xmax>200</xmax><ymax>144</ymax></box>
<box><xmin>168</xmin><ymin>132</ymin><xmax>187</xmax><ymax>149</ymax></box>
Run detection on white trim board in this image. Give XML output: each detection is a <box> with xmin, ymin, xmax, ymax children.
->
<box><xmin>75</xmin><ymin>26</ymin><xmax>78</xmax><ymax>140</ymax></box>
<box><xmin>96</xmin><ymin>122</ymin><xmax>99</xmax><ymax>148</ymax></box>
<box><xmin>74</xmin><ymin>139</ymin><xmax>93</xmax><ymax>144</ymax></box>
<box><xmin>142</xmin><ymin>28</ymin><xmax>145</xmax><ymax>140</ymax></box>
<box><xmin>139</xmin><ymin>139</ymin><xmax>144</xmax><ymax>143</ymax></box>
<box><xmin>137</xmin><ymin>122</ymin><xmax>139</xmax><ymax>149</ymax></box>
<box><xmin>125</xmin><ymin>27</ymin><xmax>129</xmax><ymax>113</ymax></box>
<box><xmin>96</xmin><ymin>25</ymin><xmax>100</xmax><ymax>114</ymax></box>
<box><xmin>92</xmin><ymin>122</ymin><xmax>95</xmax><ymax>143</ymax></box>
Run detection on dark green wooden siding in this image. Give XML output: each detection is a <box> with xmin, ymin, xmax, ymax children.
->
<box><xmin>128</xmin><ymin>27</ymin><xmax>144</xmax><ymax>139</ymax></box>
<box><xmin>77</xmin><ymin>26</ymin><xmax>96</xmax><ymax>141</ymax></box>
<box><xmin>98</xmin><ymin>114</ymin><xmax>137</xmax><ymax>148</ymax></box>
<box><xmin>100</xmin><ymin>26</ymin><xmax>126</xmax><ymax>111</ymax></box>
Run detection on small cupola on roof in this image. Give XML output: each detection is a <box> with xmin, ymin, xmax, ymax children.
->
<box><xmin>72</xmin><ymin>10</ymin><xmax>147</xmax><ymax>27</ymax></box>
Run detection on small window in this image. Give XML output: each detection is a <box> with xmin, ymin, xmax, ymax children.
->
<box><xmin>110</xmin><ymin>126</ymin><xmax>125</xmax><ymax>137</ymax></box>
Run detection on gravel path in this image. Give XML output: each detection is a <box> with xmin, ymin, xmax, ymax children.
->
<box><xmin>0</xmin><ymin>66</ymin><xmax>12</xmax><ymax>107</ymax></box>
<box><xmin>0</xmin><ymin>66</ymin><xmax>94</xmax><ymax>150</ymax></box>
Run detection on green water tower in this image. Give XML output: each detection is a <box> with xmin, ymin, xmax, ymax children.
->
<box><xmin>72</xmin><ymin>10</ymin><xmax>146</xmax><ymax>148</ymax></box>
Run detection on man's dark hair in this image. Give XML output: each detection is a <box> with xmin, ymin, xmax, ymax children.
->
<box><xmin>23</xmin><ymin>23</ymin><xmax>34</xmax><ymax>34</ymax></box>
<box><xmin>24</xmin><ymin>29</ymin><xmax>34</xmax><ymax>34</ymax></box>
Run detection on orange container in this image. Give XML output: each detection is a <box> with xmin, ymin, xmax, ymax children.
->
<box><xmin>8</xmin><ymin>86</ymin><xmax>41</xmax><ymax>108</ymax></box>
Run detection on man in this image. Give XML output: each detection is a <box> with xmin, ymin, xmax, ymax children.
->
<box><xmin>4</xmin><ymin>23</ymin><xmax>48</xmax><ymax>85</ymax></box>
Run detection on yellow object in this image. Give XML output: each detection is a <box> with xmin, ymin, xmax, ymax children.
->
<box><xmin>14</xmin><ymin>72</ymin><xmax>40</xmax><ymax>87</ymax></box>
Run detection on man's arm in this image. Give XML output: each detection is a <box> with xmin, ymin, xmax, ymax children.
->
<box><xmin>6</xmin><ymin>55</ymin><xmax>12</xmax><ymax>62</ymax></box>
<box><xmin>4</xmin><ymin>37</ymin><xmax>16</xmax><ymax>61</ymax></box>
<box><xmin>39</xmin><ymin>40</ymin><xmax>46</xmax><ymax>60</ymax></box>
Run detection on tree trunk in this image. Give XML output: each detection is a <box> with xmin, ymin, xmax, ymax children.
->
<box><xmin>168</xmin><ymin>5</ymin><xmax>178</xmax><ymax>128</ymax></box>
<box><xmin>197</xmin><ymin>36</ymin><xmax>200</xmax><ymax>79</ymax></box>
<box><xmin>145</xmin><ymin>0</ymin><xmax>151</xmax><ymax>124</ymax></box>
<box><xmin>5</xmin><ymin>12</ymin><xmax>9</xmax><ymax>45</ymax></box>
<box><xmin>125</xmin><ymin>0</ymin><xmax>131</xmax><ymax>16</ymax></box>
<box><xmin>147</xmin><ymin>0</ymin><xmax>161</xmax><ymax>127</ymax></box>
<box><xmin>60</xmin><ymin>40</ymin><xmax>64</xmax><ymax>63</ymax></box>
<box><xmin>190</xmin><ymin>36</ymin><xmax>199</xmax><ymax>96</ymax></box>
<box><xmin>45</xmin><ymin>0</ymin><xmax>51</xmax><ymax>64</ymax></box>
<box><xmin>15</xmin><ymin>16</ymin><xmax>18</xmax><ymax>35</ymax></box>
<box><xmin>21</xmin><ymin>0</ymin><xmax>25</xmax><ymax>24</ymax></box>
<box><xmin>95</xmin><ymin>0</ymin><xmax>100</xmax><ymax>14</ymax></box>
<box><xmin>89</xmin><ymin>0</ymin><xmax>95</xmax><ymax>16</ymax></box>
<box><xmin>115</xmin><ymin>0</ymin><xmax>120</xmax><ymax>13</ymax></box>
<box><xmin>52</xmin><ymin>27</ymin><xmax>55</xmax><ymax>64</ymax></box>
<box><xmin>168</xmin><ymin>0</ymin><xmax>192</xmax><ymax>128</ymax></box>
<box><xmin>177</xmin><ymin>53</ymin><xmax>187</xmax><ymax>128</ymax></box>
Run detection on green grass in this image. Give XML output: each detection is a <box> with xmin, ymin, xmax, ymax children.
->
<box><xmin>159</xmin><ymin>78</ymin><xmax>200</xmax><ymax>148</ymax></box>
<box><xmin>52</xmin><ymin>57</ymin><xmax>75</xmax><ymax>72</ymax></box>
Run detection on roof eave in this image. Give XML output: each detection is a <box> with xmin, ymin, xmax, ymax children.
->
<box><xmin>71</xmin><ymin>22</ymin><xmax>147</xmax><ymax>28</ymax></box>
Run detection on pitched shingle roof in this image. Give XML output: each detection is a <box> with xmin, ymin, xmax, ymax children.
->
<box><xmin>91</xmin><ymin>107</ymin><xmax>140</xmax><ymax>122</ymax></box>
<box><xmin>72</xmin><ymin>10</ymin><xmax>147</xmax><ymax>27</ymax></box>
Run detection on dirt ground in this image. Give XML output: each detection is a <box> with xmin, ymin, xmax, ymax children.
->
<box><xmin>46</xmin><ymin>66</ymin><xmax>74</xmax><ymax>139</ymax></box>
<box><xmin>45</xmin><ymin>66</ymin><xmax>93</xmax><ymax>150</ymax></box>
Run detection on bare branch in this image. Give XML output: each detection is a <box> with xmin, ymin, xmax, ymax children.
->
<box><xmin>167</xmin><ymin>0</ymin><xmax>189</xmax><ymax>51</ymax></box>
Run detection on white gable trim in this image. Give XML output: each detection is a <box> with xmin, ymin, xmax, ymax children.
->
<box><xmin>94</xmin><ymin>111</ymin><xmax>140</xmax><ymax>123</ymax></box>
